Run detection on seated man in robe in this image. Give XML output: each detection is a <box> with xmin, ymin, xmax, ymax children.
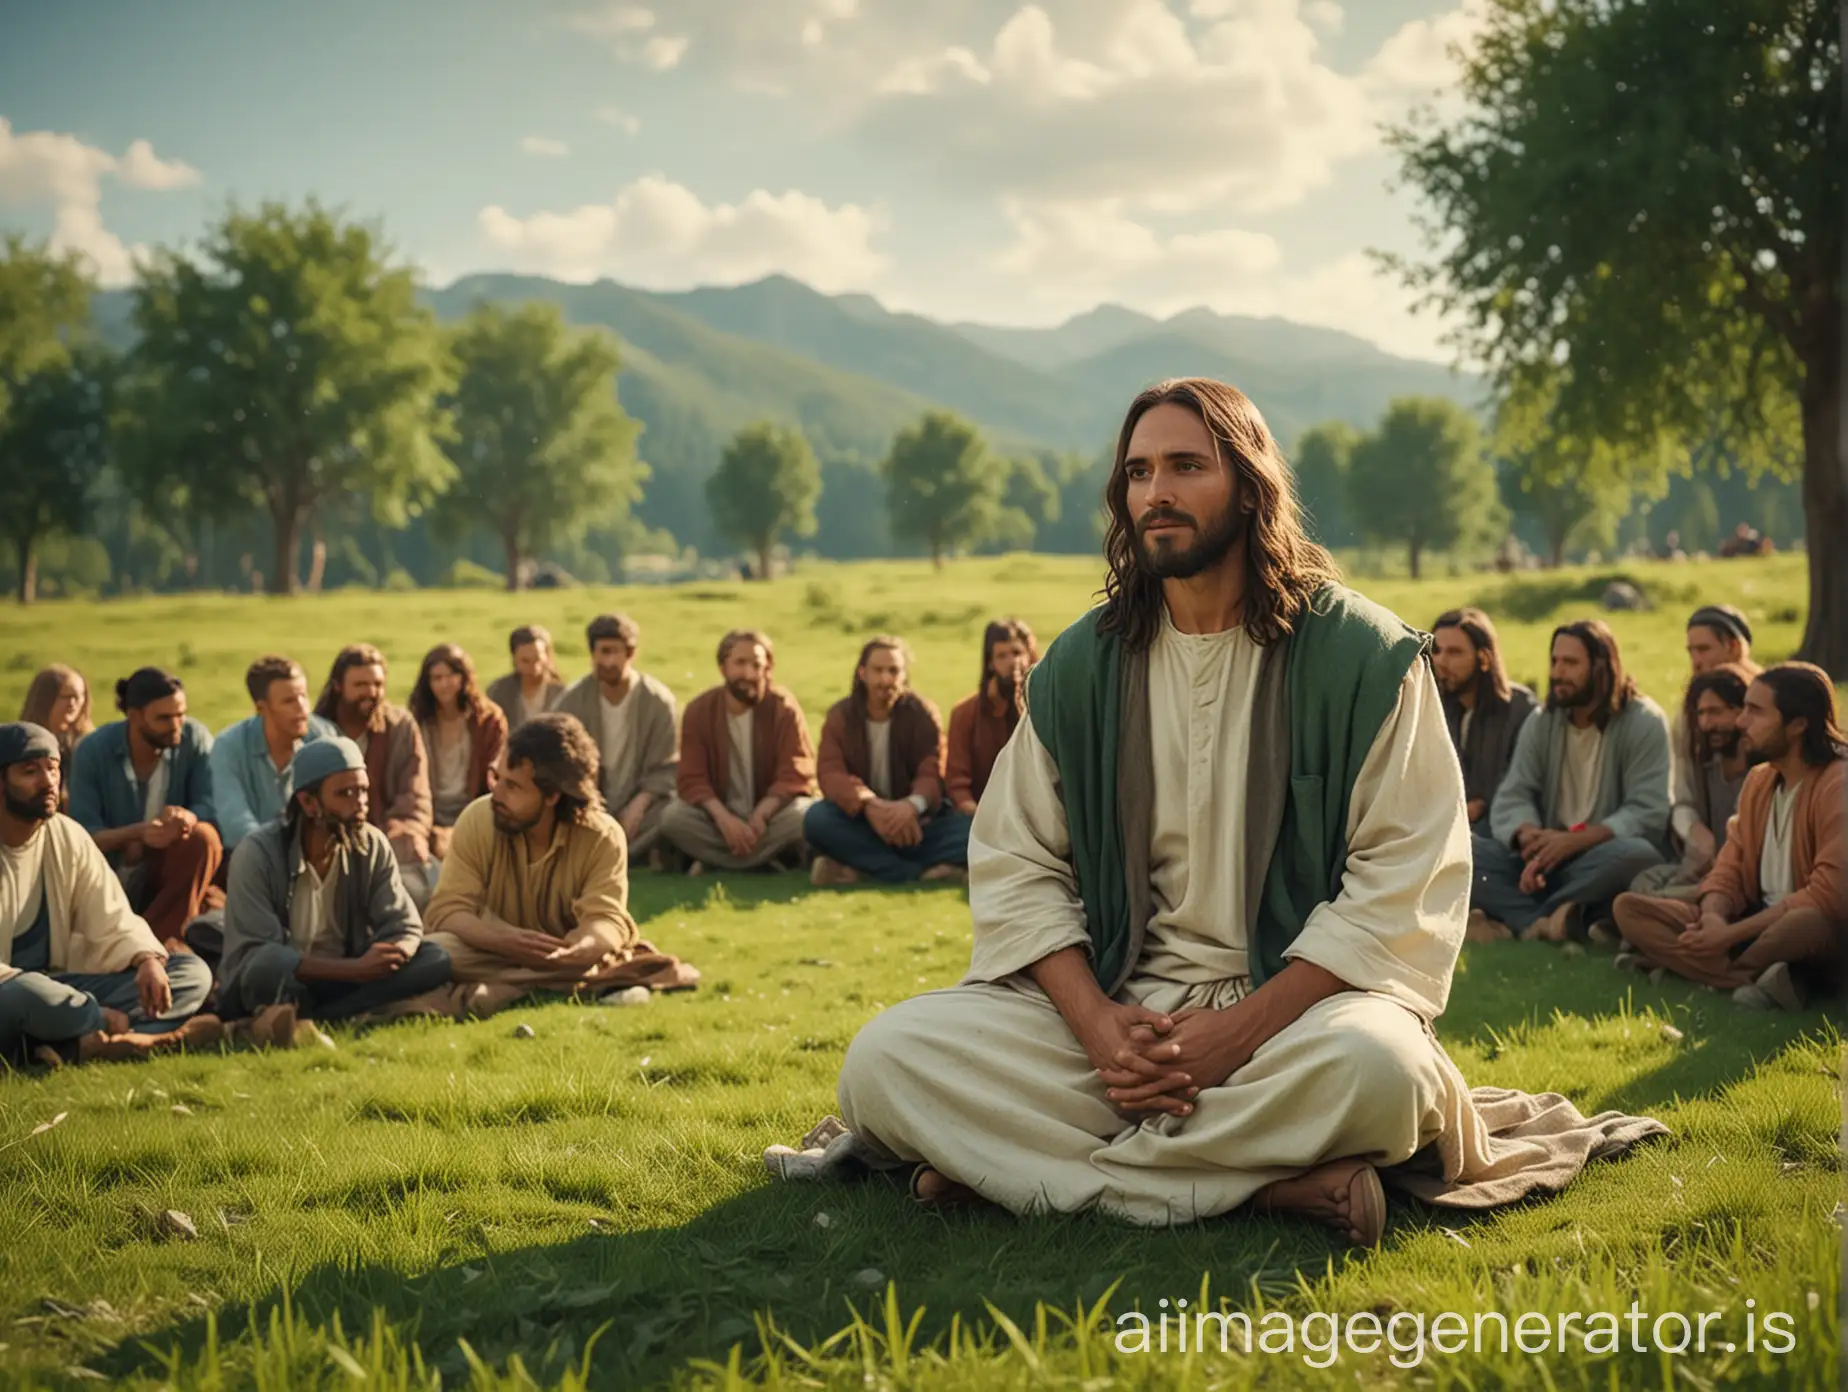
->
<box><xmin>804</xmin><ymin>637</ymin><xmax>970</xmax><ymax>885</ymax></box>
<box><xmin>945</xmin><ymin>619</ymin><xmax>1038</xmax><ymax>818</ymax></box>
<box><xmin>219</xmin><ymin>737</ymin><xmax>451</xmax><ymax>1043</ymax></box>
<box><xmin>1429</xmin><ymin>608</ymin><xmax>1536</xmax><ymax>834</ymax></box>
<box><xmin>661</xmin><ymin>630</ymin><xmax>816</xmax><ymax>874</ymax></box>
<box><xmin>68</xmin><ymin>667</ymin><xmax>222</xmax><ymax>951</ymax></box>
<box><xmin>556</xmin><ymin>614</ymin><xmax>678</xmax><ymax>862</ymax></box>
<box><xmin>819</xmin><ymin>379</ymin><xmax>1664</xmax><ymax>1243</ymax></box>
<box><xmin>417</xmin><ymin>714</ymin><xmax>697</xmax><ymax>1017</ymax></box>
<box><xmin>1629</xmin><ymin>663</ymin><xmax>1752</xmax><ymax>898</ymax></box>
<box><xmin>313</xmin><ymin>644</ymin><xmax>437</xmax><ymax>910</ymax></box>
<box><xmin>1613</xmin><ymin>663</ymin><xmax>1845</xmax><ymax>1011</ymax></box>
<box><xmin>0</xmin><ymin>722</ymin><xmax>218</xmax><ymax>1064</ymax></box>
<box><xmin>1471</xmin><ymin>621</ymin><xmax>1671</xmax><ymax>942</ymax></box>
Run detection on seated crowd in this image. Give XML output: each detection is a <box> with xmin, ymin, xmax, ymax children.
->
<box><xmin>2</xmin><ymin>616</ymin><xmax>1021</xmax><ymax>1063</ymax></box>
<box><xmin>4</xmin><ymin>594</ymin><xmax>1840</xmax><ymax>1068</ymax></box>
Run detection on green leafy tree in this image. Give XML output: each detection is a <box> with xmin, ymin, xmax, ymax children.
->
<box><xmin>0</xmin><ymin>238</ymin><xmax>100</xmax><ymax>603</ymax></box>
<box><xmin>116</xmin><ymin>201</ymin><xmax>453</xmax><ymax>594</ymax></box>
<box><xmin>1347</xmin><ymin>397</ymin><xmax>1497</xmax><ymax>579</ymax></box>
<box><xmin>707</xmin><ymin>421</ymin><xmax>822</xmax><ymax>580</ymax></box>
<box><xmin>1</xmin><ymin>345</ymin><xmax>114</xmax><ymax>603</ymax></box>
<box><xmin>980</xmin><ymin>453</ymin><xmax>1062</xmax><ymax>554</ymax></box>
<box><xmin>437</xmin><ymin>303</ymin><xmax>644</xmax><ymax>590</ymax></box>
<box><xmin>1291</xmin><ymin>421</ymin><xmax>1358</xmax><ymax>548</ymax></box>
<box><xmin>881</xmin><ymin>411</ymin><xmax>1003</xmax><ymax>569</ymax></box>
<box><xmin>1492</xmin><ymin>375</ymin><xmax>1660</xmax><ymax>567</ymax></box>
<box><xmin>1387</xmin><ymin>0</ymin><xmax>1843</xmax><ymax>670</ymax></box>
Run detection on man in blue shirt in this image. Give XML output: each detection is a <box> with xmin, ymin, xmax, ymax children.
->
<box><xmin>68</xmin><ymin>669</ymin><xmax>220</xmax><ymax>952</ymax></box>
<box><xmin>211</xmin><ymin>655</ymin><xmax>338</xmax><ymax>851</ymax></box>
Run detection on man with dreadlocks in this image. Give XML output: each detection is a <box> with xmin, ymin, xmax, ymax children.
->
<box><xmin>219</xmin><ymin>737</ymin><xmax>451</xmax><ymax>1044</ymax></box>
<box><xmin>414</xmin><ymin>714</ymin><xmax>699</xmax><ymax>1017</ymax></box>
<box><xmin>801</xmin><ymin>379</ymin><xmax>1666</xmax><ymax>1244</ymax></box>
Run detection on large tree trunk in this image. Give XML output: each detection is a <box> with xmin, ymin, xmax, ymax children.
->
<box><xmin>268</xmin><ymin>507</ymin><xmax>302</xmax><ymax>596</ymax></box>
<box><xmin>1548</xmin><ymin>528</ymin><xmax>1567</xmax><ymax>569</ymax></box>
<box><xmin>503</xmin><ymin>531</ymin><xmax>524</xmax><ymax>591</ymax></box>
<box><xmin>14</xmin><ymin>534</ymin><xmax>36</xmax><ymax>605</ymax></box>
<box><xmin>1794</xmin><ymin>346</ymin><xmax>1847</xmax><ymax>678</ymax></box>
<box><xmin>757</xmin><ymin>538</ymin><xmax>774</xmax><ymax>582</ymax></box>
<box><xmin>1407</xmin><ymin>536</ymin><xmax>1423</xmax><ymax>580</ymax></box>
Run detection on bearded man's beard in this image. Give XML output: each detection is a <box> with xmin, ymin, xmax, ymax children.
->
<box><xmin>1133</xmin><ymin>504</ymin><xmax>1245</xmax><ymax>580</ymax></box>
<box><xmin>321</xmin><ymin>813</ymin><xmax>364</xmax><ymax>850</ymax></box>
<box><xmin>727</xmin><ymin>679</ymin><xmax>764</xmax><ymax>706</ymax></box>
<box><xmin>4</xmin><ymin>789</ymin><xmax>55</xmax><ymax>822</ymax></box>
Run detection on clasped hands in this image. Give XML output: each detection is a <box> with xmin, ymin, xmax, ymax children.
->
<box><xmin>1073</xmin><ymin>999</ymin><xmax>1255</xmax><ymax>1119</ymax></box>
<box><xmin>1513</xmin><ymin>824</ymin><xmax>1606</xmax><ymax>895</ymax></box>
<box><xmin>864</xmin><ymin>797</ymin><xmax>922</xmax><ymax>848</ymax></box>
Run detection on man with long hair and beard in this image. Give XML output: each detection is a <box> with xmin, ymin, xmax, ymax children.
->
<box><xmin>1430</xmin><ymin>608</ymin><xmax>1536</xmax><ymax>835</ymax></box>
<box><xmin>1614</xmin><ymin>663</ymin><xmax>1847</xmax><ymax>1011</ymax></box>
<box><xmin>1475</xmin><ymin>620</ymin><xmax>1672</xmax><ymax>942</ymax></box>
<box><xmin>792</xmin><ymin>380</ymin><xmax>1665</xmax><ymax>1244</ymax></box>
<box><xmin>0</xmin><ymin>722</ymin><xmax>218</xmax><ymax>1065</ymax></box>
<box><xmin>945</xmin><ymin>619</ymin><xmax>1038</xmax><ymax>817</ymax></box>
<box><xmin>218</xmin><ymin>737</ymin><xmax>450</xmax><ymax>1044</ymax></box>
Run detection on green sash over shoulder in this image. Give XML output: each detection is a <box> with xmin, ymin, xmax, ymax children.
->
<box><xmin>1025</xmin><ymin>584</ymin><xmax>1429</xmax><ymax>994</ymax></box>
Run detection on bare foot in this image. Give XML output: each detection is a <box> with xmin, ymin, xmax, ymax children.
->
<box><xmin>1252</xmin><ymin>1158</ymin><xmax>1386</xmax><ymax>1247</ymax></box>
<box><xmin>100</xmin><ymin>1007</ymin><xmax>131</xmax><ymax>1035</ymax></box>
<box><xmin>149</xmin><ymin>1014</ymin><xmax>224</xmax><ymax>1050</ymax></box>
<box><xmin>685</xmin><ymin>859</ymin><xmax>706</xmax><ymax>877</ymax></box>
<box><xmin>76</xmin><ymin>1030</ymin><xmax>161</xmax><ymax>1063</ymax></box>
<box><xmin>919</xmin><ymin>864</ymin><xmax>968</xmax><ymax>884</ymax></box>
<box><xmin>911</xmin><ymin>1166</ymin><xmax>985</xmax><ymax>1208</ymax></box>
<box><xmin>809</xmin><ymin>855</ymin><xmax>860</xmax><ymax>888</ymax></box>
<box><xmin>1464</xmin><ymin>908</ymin><xmax>1513</xmax><ymax>943</ymax></box>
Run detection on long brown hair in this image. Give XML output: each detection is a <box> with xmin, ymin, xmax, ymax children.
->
<box><xmin>1549</xmin><ymin>619</ymin><xmax>1636</xmax><ymax>729</ymax></box>
<box><xmin>1683</xmin><ymin>662</ymin><xmax>1752</xmax><ymax>763</ymax></box>
<box><xmin>315</xmin><ymin>644</ymin><xmax>387</xmax><ymax>719</ymax></box>
<box><xmin>1099</xmin><ymin>378</ymin><xmax>1339</xmax><ymax>651</ymax></box>
<box><xmin>1432</xmin><ymin>607</ymin><xmax>1513</xmax><ymax>707</ymax></box>
<box><xmin>851</xmin><ymin>635</ymin><xmax>913</xmax><ymax>718</ymax></box>
<box><xmin>409</xmin><ymin>643</ymin><xmax>494</xmax><ymax>725</ymax></box>
<box><xmin>507</xmin><ymin>713</ymin><xmax>604</xmax><ymax>824</ymax></box>
<box><xmin>20</xmin><ymin>665</ymin><xmax>93</xmax><ymax>759</ymax></box>
<box><xmin>980</xmin><ymin>618</ymin><xmax>1038</xmax><ymax>715</ymax></box>
<box><xmin>1754</xmin><ymin>662</ymin><xmax>1848</xmax><ymax>766</ymax></box>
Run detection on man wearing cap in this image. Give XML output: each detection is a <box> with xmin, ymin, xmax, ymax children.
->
<box><xmin>219</xmin><ymin>736</ymin><xmax>451</xmax><ymax>1042</ymax></box>
<box><xmin>0</xmin><ymin>722</ymin><xmax>219</xmax><ymax>1064</ymax></box>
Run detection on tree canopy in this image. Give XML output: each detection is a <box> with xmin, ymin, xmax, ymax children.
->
<box><xmin>706</xmin><ymin>421</ymin><xmax>822</xmax><ymax>580</ymax></box>
<box><xmin>1346</xmin><ymin>396</ymin><xmax>1498</xmax><ymax>578</ymax></box>
<box><xmin>437</xmin><ymin>302</ymin><xmax>644</xmax><ymax>589</ymax></box>
<box><xmin>115</xmin><ymin>201</ymin><xmax>454</xmax><ymax>594</ymax></box>
<box><xmin>882</xmin><ymin>411</ymin><xmax>1004</xmax><ymax>569</ymax></box>
<box><xmin>1387</xmin><ymin>0</ymin><xmax>1843</xmax><ymax>667</ymax></box>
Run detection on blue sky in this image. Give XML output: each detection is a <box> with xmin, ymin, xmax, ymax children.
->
<box><xmin>0</xmin><ymin>0</ymin><xmax>1486</xmax><ymax>360</ymax></box>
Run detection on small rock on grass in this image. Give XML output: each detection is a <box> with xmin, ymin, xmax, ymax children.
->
<box><xmin>512</xmin><ymin>1023</ymin><xmax>536</xmax><ymax>1039</ymax></box>
<box><xmin>1659</xmin><ymin>1024</ymin><xmax>1685</xmax><ymax>1043</ymax></box>
<box><xmin>599</xmin><ymin>986</ymin><xmax>652</xmax><ymax>1008</ymax></box>
<box><xmin>156</xmin><ymin>1210</ymin><xmax>198</xmax><ymax>1241</ymax></box>
<box><xmin>853</xmin><ymin>1268</ymin><xmax>885</xmax><ymax>1289</ymax></box>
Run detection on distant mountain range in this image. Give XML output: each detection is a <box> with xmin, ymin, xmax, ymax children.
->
<box><xmin>90</xmin><ymin>272</ymin><xmax>1480</xmax><ymax>545</ymax></box>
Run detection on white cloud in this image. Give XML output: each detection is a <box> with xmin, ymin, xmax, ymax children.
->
<box><xmin>593</xmin><ymin>105</ymin><xmax>642</xmax><ymax>134</ymax></box>
<box><xmin>521</xmin><ymin>135</ymin><xmax>571</xmax><ymax>158</ymax></box>
<box><xmin>477</xmin><ymin>175</ymin><xmax>888</xmax><ymax>291</ymax></box>
<box><xmin>1362</xmin><ymin>0</ymin><xmax>1490</xmax><ymax>104</ymax></box>
<box><xmin>997</xmin><ymin>199</ymin><xmax>1280</xmax><ymax>287</ymax></box>
<box><xmin>563</xmin><ymin>3</ymin><xmax>689</xmax><ymax>69</ymax></box>
<box><xmin>0</xmin><ymin>118</ymin><xmax>200</xmax><ymax>286</ymax></box>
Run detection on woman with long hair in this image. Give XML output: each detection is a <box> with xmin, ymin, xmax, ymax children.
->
<box><xmin>19</xmin><ymin>664</ymin><xmax>94</xmax><ymax>808</ymax></box>
<box><xmin>409</xmin><ymin>643</ymin><xmax>508</xmax><ymax>857</ymax></box>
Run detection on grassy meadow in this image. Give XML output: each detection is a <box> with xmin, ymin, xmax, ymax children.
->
<box><xmin>0</xmin><ymin>552</ymin><xmax>1840</xmax><ymax>1390</ymax></box>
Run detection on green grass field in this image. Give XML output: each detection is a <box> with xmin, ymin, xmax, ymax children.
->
<box><xmin>0</xmin><ymin>554</ymin><xmax>1840</xmax><ymax>1390</ymax></box>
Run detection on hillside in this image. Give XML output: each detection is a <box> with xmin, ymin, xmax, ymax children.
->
<box><xmin>88</xmin><ymin>271</ymin><xmax>1481</xmax><ymax>554</ymax></box>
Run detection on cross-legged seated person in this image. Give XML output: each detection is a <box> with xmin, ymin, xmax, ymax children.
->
<box><xmin>0</xmin><ymin>722</ymin><xmax>217</xmax><ymax>1064</ymax></box>
<box><xmin>829</xmin><ymin>382</ymin><xmax>1661</xmax><ymax>1241</ymax></box>
<box><xmin>1471</xmin><ymin>620</ymin><xmax>1670</xmax><ymax>942</ymax></box>
<box><xmin>555</xmin><ymin>614</ymin><xmax>678</xmax><ymax>862</ymax></box>
<box><xmin>1629</xmin><ymin>664</ymin><xmax>1753</xmax><ymax>899</ymax></box>
<box><xmin>1613</xmin><ymin>664</ymin><xmax>1846</xmax><ymax>1011</ymax></box>
<box><xmin>219</xmin><ymin>737</ymin><xmax>451</xmax><ymax>1041</ymax></box>
<box><xmin>804</xmin><ymin>636</ymin><xmax>970</xmax><ymax>885</ymax></box>
<box><xmin>417</xmin><ymin>714</ymin><xmax>698</xmax><ymax>1017</ymax></box>
<box><xmin>661</xmin><ymin>629</ymin><xmax>816</xmax><ymax>874</ymax></box>
<box><xmin>68</xmin><ymin>668</ymin><xmax>222</xmax><ymax>951</ymax></box>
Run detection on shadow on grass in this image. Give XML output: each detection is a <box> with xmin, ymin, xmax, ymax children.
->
<box><xmin>1464</xmin><ymin>569</ymin><xmax>1703</xmax><ymax>623</ymax></box>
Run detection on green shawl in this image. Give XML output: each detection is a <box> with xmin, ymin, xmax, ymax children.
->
<box><xmin>1025</xmin><ymin>584</ymin><xmax>1429</xmax><ymax>994</ymax></box>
